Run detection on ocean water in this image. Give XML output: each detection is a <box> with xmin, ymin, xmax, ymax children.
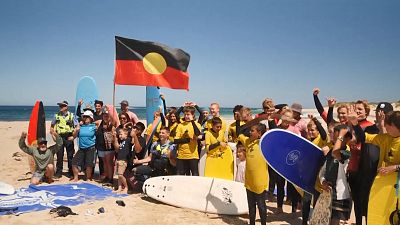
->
<box><xmin>0</xmin><ymin>106</ymin><xmax>264</xmax><ymax>121</ymax></box>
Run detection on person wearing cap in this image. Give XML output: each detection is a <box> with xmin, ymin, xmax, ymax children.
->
<box><xmin>19</xmin><ymin>130</ymin><xmax>63</xmax><ymax>184</ymax></box>
<box><xmin>51</xmin><ymin>100</ymin><xmax>78</xmax><ymax>178</ymax></box>
<box><xmin>364</xmin><ymin>102</ymin><xmax>394</xmax><ymax>134</ymax></box>
<box><xmin>120</xmin><ymin>100</ymin><xmax>139</xmax><ymax>125</ymax></box>
<box><xmin>71</xmin><ymin>110</ymin><xmax>98</xmax><ymax>182</ymax></box>
<box><xmin>291</xmin><ymin>102</ymin><xmax>308</xmax><ymax>138</ymax></box>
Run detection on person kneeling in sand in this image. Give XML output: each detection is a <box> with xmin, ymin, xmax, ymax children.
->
<box><xmin>19</xmin><ymin>131</ymin><xmax>63</xmax><ymax>184</ymax></box>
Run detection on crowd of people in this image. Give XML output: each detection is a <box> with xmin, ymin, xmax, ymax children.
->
<box><xmin>18</xmin><ymin>88</ymin><xmax>400</xmax><ymax>225</ymax></box>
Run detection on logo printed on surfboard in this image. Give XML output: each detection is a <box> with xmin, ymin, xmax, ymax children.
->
<box><xmin>222</xmin><ymin>187</ymin><xmax>232</xmax><ymax>204</ymax></box>
<box><xmin>286</xmin><ymin>150</ymin><xmax>300</xmax><ymax>166</ymax></box>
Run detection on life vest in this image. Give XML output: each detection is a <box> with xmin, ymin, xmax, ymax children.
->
<box><xmin>55</xmin><ymin>112</ymin><xmax>75</xmax><ymax>134</ymax></box>
<box><xmin>154</xmin><ymin>143</ymin><xmax>170</xmax><ymax>157</ymax></box>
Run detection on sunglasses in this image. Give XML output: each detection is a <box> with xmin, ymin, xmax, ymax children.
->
<box><xmin>119</xmin><ymin>117</ymin><xmax>127</xmax><ymax>120</ymax></box>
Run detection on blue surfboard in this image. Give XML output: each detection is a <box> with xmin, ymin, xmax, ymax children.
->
<box><xmin>260</xmin><ymin>129</ymin><xmax>324</xmax><ymax>194</ymax></box>
<box><xmin>146</xmin><ymin>86</ymin><xmax>163</xmax><ymax>125</ymax></box>
<box><xmin>75</xmin><ymin>76</ymin><xmax>99</xmax><ymax>114</ymax></box>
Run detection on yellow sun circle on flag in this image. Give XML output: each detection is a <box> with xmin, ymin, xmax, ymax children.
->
<box><xmin>143</xmin><ymin>52</ymin><xmax>167</xmax><ymax>75</ymax></box>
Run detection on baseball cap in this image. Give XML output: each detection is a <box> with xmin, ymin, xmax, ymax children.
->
<box><xmin>291</xmin><ymin>103</ymin><xmax>303</xmax><ymax>114</ymax></box>
<box><xmin>120</xmin><ymin>100</ymin><xmax>129</xmax><ymax>106</ymax></box>
<box><xmin>57</xmin><ymin>101</ymin><xmax>69</xmax><ymax>106</ymax></box>
<box><xmin>275</xmin><ymin>104</ymin><xmax>288</xmax><ymax>110</ymax></box>
<box><xmin>37</xmin><ymin>137</ymin><xmax>47</xmax><ymax>144</ymax></box>
<box><xmin>82</xmin><ymin>110</ymin><xmax>94</xmax><ymax>120</ymax></box>
<box><xmin>375</xmin><ymin>102</ymin><xmax>393</xmax><ymax>114</ymax></box>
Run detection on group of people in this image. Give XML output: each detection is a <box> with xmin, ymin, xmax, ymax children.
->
<box><xmin>18</xmin><ymin>88</ymin><xmax>400</xmax><ymax>225</ymax></box>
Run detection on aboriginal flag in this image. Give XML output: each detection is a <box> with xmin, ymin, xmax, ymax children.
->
<box><xmin>114</xmin><ymin>36</ymin><xmax>190</xmax><ymax>90</ymax></box>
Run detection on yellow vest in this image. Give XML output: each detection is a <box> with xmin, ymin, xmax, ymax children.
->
<box><xmin>55</xmin><ymin>112</ymin><xmax>74</xmax><ymax>134</ymax></box>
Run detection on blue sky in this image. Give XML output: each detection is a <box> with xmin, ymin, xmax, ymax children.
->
<box><xmin>0</xmin><ymin>0</ymin><xmax>399</xmax><ymax>108</ymax></box>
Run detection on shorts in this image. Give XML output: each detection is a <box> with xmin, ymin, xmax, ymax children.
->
<box><xmin>72</xmin><ymin>146</ymin><xmax>96</xmax><ymax>168</ymax></box>
<box><xmin>117</xmin><ymin>160</ymin><xmax>127</xmax><ymax>175</ymax></box>
<box><xmin>98</xmin><ymin>150</ymin><xmax>114</xmax><ymax>158</ymax></box>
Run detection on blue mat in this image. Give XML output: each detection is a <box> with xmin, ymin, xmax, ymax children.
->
<box><xmin>0</xmin><ymin>182</ymin><xmax>125</xmax><ymax>215</ymax></box>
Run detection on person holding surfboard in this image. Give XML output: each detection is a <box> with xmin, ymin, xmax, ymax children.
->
<box><xmin>19</xmin><ymin>131</ymin><xmax>63</xmax><ymax>184</ymax></box>
<box><xmin>319</xmin><ymin>124</ymin><xmax>352</xmax><ymax>225</ymax></box>
<box><xmin>51</xmin><ymin>100</ymin><xmax>78</xmax><ymax>179</ymax></box>
<box><xmin>71</xmin><ymin>110</ymin><xmax>97</xmax><ymax>182</ymax></box>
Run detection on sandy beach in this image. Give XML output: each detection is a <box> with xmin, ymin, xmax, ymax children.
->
<box><xmin>0</xmin><ymin>120</ymin><xmax>304</xmax><ymax>225</ymax></box>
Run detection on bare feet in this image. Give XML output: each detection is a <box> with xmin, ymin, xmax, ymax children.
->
<box><xmin>71</xmin><ymin>178</ymin><xmax>79</xmax><ymax>182</ymax></box>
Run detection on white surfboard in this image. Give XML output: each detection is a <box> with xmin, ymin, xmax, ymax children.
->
<box><xmin>0</xmin><ymin>181</ymin><xmax>15</xmax><ymax>195</ymax></box>
<box><xmin>199</xmin><ymin>147</ymin><xmax>207</xmax><ymax>176</ymax></box>
<box><xmin>143</xmin><ymin>175</ymin><xmax>248</xmax><ymax>215</ymax></box>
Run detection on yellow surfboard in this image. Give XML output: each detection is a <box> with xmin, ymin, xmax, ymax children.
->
<box><xmin>368</xmin><ymin>172</ymin><xmax>398</xmax><ymax>225</ymax></box>
<box><xmin>204</xmin><ymin>146</ymin><xmax>234</xmax><ymax>181</ymax></box>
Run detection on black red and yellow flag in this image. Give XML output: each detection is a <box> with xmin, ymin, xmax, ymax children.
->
<box><xmin>114</xmin><ymin>36</ymin><xmax>190</xmax><ymax>90</ymax></box>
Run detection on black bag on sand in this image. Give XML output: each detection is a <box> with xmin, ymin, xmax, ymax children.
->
<box><xmin>49</xmin><ymin>206</ymin><xmax>78</xmax><ymax>217</ymax></box>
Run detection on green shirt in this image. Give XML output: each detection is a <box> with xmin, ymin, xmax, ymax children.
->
<box><xmin>19</xmin><ymin>135</ymin><xmax>63</xmax><ymax>173</ymax></box>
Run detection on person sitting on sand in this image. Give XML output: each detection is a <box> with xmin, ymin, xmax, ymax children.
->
<box><xmin>19</xmin><ymin>131</ymin><xmax>63</xmax><ymax>184</ymax></box>
<box><xmin>132</xmin><ymin>126</ymin><xmax>176</xmax><ymax>177</ymax></box>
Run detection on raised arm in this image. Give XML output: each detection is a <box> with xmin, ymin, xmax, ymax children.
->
<box><xmin>313</xmin><ymin>88</ymin><xmax>328</xmax><ymax>122</ymax></box>
<box><xmin>19</xmin><ymin>132</ymin><xmax>33</xmax><ymax>155</ymax></box>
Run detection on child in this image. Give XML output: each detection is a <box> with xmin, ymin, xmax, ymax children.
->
<box><xmin>319</xmin><ymin>124</ymin><xmax>352</xmax><ymax>225</ymax></box>
<box><xmin>19</xmin><ymin>131</ymin><xmax>63</xmax><ymax>184</ymax></box>
<box><xmin>174</xmin><ymin>106</ymin><xmax>202</xmax><ymax>176</ymax></box>
<box><xmin>235</xmin><ymin>142</ymin><xmax>246</xmax><ymax>183</ymax></box>
<box><xmin>238</xmin><ymin>123</ymin><xmax>269</xmax><ymax>225</ymax></box>
<box><xmin>204</xmin><ymin>117</ymin><xmax>233</xmax><ymax>180</ymax></box>
<box><xmin>113</xmin><ymin>128</ymin><xmax>133</xmax><ymax>193</ymax></box>
<box><xmin>302</xmin><ymin>115</ymin><xmax>328</xmax><ymax>225</ymax></box>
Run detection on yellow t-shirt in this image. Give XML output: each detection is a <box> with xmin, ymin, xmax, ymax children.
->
<box><xmin>168</xmin><ymin>122</ymin><xmax>179</xmax><ymax>142</ymax></box>
<box><xmin>205</xmin><ymin>129</ymin><xmax>227</xmax><ymax>153</ymax></box>
<box><xmin>228</xmin><ymin>121</ymin><xmax>245</xmax><ymax>143</ymax></box>
<box><xmin>365</xmin><ymin>133</ymin><xmax>400</xmax><ymax>168</ymax></box>
<box><xmin>205</xmin><ymin>116</ymin><xmax>227</xmax><ymax>133</ymax></box>
<box><xmin>146</xmin><ymin>122</ymin><xmax>162</xmax><ymax>142</ymax></box>
<box><xmin>238</xmin><ymin>134</ymin><xmax>269</xmax><ymax>194</ymax></box>
<box><xmin>175</xmin><ymin>121</ymin><xmax>201</xmax><ymax>160</ymax></box>
<box><xmin>310</xmin><ymin>134</ymin><xmax>327</xmax><ymax>193</ymax></box>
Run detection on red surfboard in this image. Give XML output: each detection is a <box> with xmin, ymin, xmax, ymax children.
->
<box><xmin>27</xmin><ymin>101</ymin><xmax>46</xmax><ymax>145</ymax></box>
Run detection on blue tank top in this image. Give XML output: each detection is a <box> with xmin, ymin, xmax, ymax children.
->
<box><xmin>79</xmin><ymin>123</ymin><xmax>96</xmax><ymax>149</ymax></box>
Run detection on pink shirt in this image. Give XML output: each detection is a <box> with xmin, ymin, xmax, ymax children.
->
<box><xmin>286</xmin><ymin>125</ymin><xmax>301</xmax><ymax>135</ymax></box>
<box><xmin>295</xmin><ymin>118</ymin><xmax>308</xmax><ymax>138</ymax></box>
<box><xmin>126</xmin><ymin>111</ymin><xmax>139</xmax><ymax>125</ymax></box>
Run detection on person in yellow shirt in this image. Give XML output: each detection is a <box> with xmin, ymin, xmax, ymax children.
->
<box><xmin>228</xmin><ymin>105</ymin><xmax>244</xmax><ymax>143</ymax></box>
<box><xmin>205</xmin><ymin>102</ymin><xmax>227</xmax><ymax>133</ymax></box>
<box><xmin>351</xmin><ymin>110</ymin><xmax>400</xmax><ymax>174</ymax></box>
<box><xmin>174</xmin><ymin>106</ymin><xmax>202</xmax><ymax>176</ymax></box>
<box><xmin>204</xmin><ymin>117</ymin><xmax>233</xmax><ymax>180</ymax></box>
<box><xmin>302</xmin><ymin>115</ymin><xmax>328</xmax><ymax>225</ymax></box>
<box><xmin>238</xmin><ymin>123</ymin><xmax>269</xmax><ymax>225</ymax></box>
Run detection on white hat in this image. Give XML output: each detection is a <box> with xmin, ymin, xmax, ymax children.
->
<box><xmin>82</xmin><ymin>110</ymin><xmax>94</xmax><ymax>120</ymax></box>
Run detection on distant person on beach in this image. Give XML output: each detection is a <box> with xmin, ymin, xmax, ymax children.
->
<box><xmin>50</xmin><ymin>100</ymin><xmax>78</xmax><ymax>179</ymax></box>
<box><xmin>71</xmin><ymin>110</ymin><xmax>97</xmax><ymax>182</ymax></box>
<box><xmin>238</xmin><ymin>123</ymin><xmax>269</xmax><ymax>225</ymax></box>
<box><xmin>120</xmin><ymin>100</ymin><xmax>139</xmax><ymax>125</ymax></box>
<box><xmin>19</xmin><ymin>131</ymin><xmax>63</xmax><ymax>184</ymax></box>
<box><xmin>174</xmin><ymin>106</ymin><xmax>202</xmax><ymax>176</ymax></box>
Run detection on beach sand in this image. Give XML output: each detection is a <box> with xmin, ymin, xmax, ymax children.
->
<box><xmin>0</xmin><ymin>121</ymin><xmax>303</xmax><ymax>225</ymax></box>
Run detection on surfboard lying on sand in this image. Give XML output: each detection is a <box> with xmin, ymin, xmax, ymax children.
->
<box><xmin>142</xmin><ymin>175</ymin><xmax>248</xmax><ymax>215</ymax></box>
<box><xmin>27</xmin><ymin>101</ymin><xmax>46</xmax><ymax>146</ymax></box>
<box><xmin>0</xmin><ymin>181</ymin><xmax>15</xmax><ymax>195</ymax></box>
<box><xmin>260</xmin><ymin>129</ymin><xmax>324</xmax><ymax>194</ymax></box>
